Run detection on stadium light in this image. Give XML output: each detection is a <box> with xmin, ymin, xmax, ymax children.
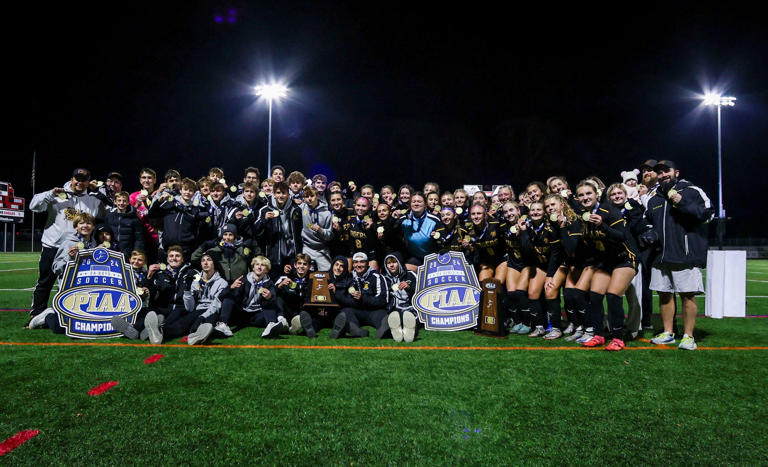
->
<box><xmin>702</xmin><ymin>92</ymin><xmax>736</xmax><ymax>248</ymax></box>
<box><xmin>254</xmin><ymin>83</ymin><xmax>289</xmax><ymax>175</ymax></box>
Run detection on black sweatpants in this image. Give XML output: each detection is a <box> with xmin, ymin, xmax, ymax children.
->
<box><xmin>341</xmin><ymin>308</ymin><xmax>388</xmax><ymax>328</ymax></box>
<box><xmin>31</xmin><ymin>246</ymin><xmax>58</xmax><ymax>315</ymax></box>
<box><xmin>220</xmin><ymin>297</ymin><xmax>278</xmax><ymax>328</ymax></box>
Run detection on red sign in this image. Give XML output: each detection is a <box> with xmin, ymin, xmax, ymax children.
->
<box><xmin>0</xmin><ymin>182</ymin><xmax>25</xmax><ymax>223</ymax></box>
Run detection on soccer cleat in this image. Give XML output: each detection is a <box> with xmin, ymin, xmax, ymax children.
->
<box><xmin>289</xmin><ymin>315</ymin><xmax>302</xmax><ymax>335</ymax></box>
<box><xmin>564</xmin><ymin>327</ymin><xmax>584</xmax><ymax>342</ymax></box>
<box><xmin>528</xmin><ymin>326</ymin><xmax>546</xmax><ymax>338</ymax></box>
<box><xmin>582</xmin><ymin>335</ymin><xmax>606</xmax><ymax>347</ymax></box>
<box><xmin>28</xmin><ymin>308</ymin><xmax>55</xmax><ymax>330</ymax></box>
<box><xmin>388</xmin><ymin>312</ymin><xmax>403</xmax><ymax>342</ymax></box>
<box><xmin>299</xmin><ymin>311</ymin><xmax>316</xmax><ymax>338</ymax></box>
<box><xmin>543</xmin><ymin>328</ymin><xmax>563</xmax><ymax>340</ymax></box>
<box><xmin>329</xmin><ymin>313</ymin><xmax>347</xmax><ymax>339</ymax></box>
<box><xmin>576</xmin><ymin>329</ymin><xmax>594</xmax><ymax>344</ymax></box>
<box><xmin>402</xmin><ymin>312</ymin><xmax>417</xmax><ymax>343</ymax></box>
<box><xmin>375</xmin><ymin>317</ymin><xmax>390</xmax><ymax>339</ymax></box>
<box><xmin>144</xmin><ymin>311</ymin><xmax>163</xmax><ymax>345</ymax></box>
<box><xmin>111</xmin><ymin>316</ymin><xmax>139</xmax><ymax>339</ymax></box>
<box><xmin>605</xmin><ymin>338</ymin><xmax>626</xmax><ymax>351</ymax></box>
<box><xmin>563</xmin><ymin>323</ymin><xmax>575</xmax><ymax>335</ymax></box>
<box><xmin>214</xmin><ymin>321</ymin><xmax>233</xmax><ymax>337</ymax></box>
<box><xmin>678</xmin><ymin>334</ymin><xmax>697</xmax><ymax>350</ymax></box>
<box><xmin>187</xmin><ymin>323</ymin><xmax>213</xmax><ymax>345</ymax></box>
<box><xmin>261</xmin><ymin>321</ymin><xmax>285</xmax><ymax>338</ymax></box>
<box><xmin>515</xmin><ymin>324</ymin><xmax>531</xmax><ymax>335</ymax></box>
<box><xmin>650</xmin><ymin>331</ymin><xmax>675</xmax><ymax>345</ymax></box>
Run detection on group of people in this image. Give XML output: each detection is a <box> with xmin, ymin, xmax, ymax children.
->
<box><xmin>26</xmin><ymin>159</ymin><xmax>714</xmax><ymax>350</ymax></box>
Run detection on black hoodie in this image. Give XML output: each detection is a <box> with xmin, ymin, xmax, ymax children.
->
<box><xmin>381</xmin><ymin>252</ymin><xmax>418</xmax><ymax>312</ymax></box>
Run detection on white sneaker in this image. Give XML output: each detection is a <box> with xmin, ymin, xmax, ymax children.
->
<box><xmin>144</xmin><ymin>311</ymin><xmax>163</xmax><ymax>345</ymax></box>
<box><xmin>214</xmin><ymin>321</ymin><xmax>233</xmax><ymax>337</ymax></box>
<box><xmin>28</xmin><ymin>308</ymin><xmax>55</xmax><ymax>329</ymax></box>
<box><xmin>261</xmin><ymin>321</ymin><xmax>284</xmax><ymax>338</ymax></box>
<box><xmin>289</xmin><ymin>315</ymin><xmax>302</xmax><ymax>335</ymax></box>
<box><xmin>402</xmin><ymin>312</ymin><xmax>417</xmax><ymax>343</ymax></box>
<box><xmin>188</xmin><ymin>323</ymin><xmax>213</xmax><ymax>345</ymax></box>
<box><xmin>650</xmin><ymin>331</ymin><xmax>675</xmax><ymax>345</ymax></box>
<box><xmin>388</xmin><ymin>312</ymin><xmax>403</xmax><ymax>342</ymax></box>
<box><xmin>678</xmin><ymin>334</ymin><xmax>697</xmax><ymax>350</ymax></box>
<box><xmin>277</xmin><ymin>315</ymin><xmax>289</xmax><ymax>334</ymax></box>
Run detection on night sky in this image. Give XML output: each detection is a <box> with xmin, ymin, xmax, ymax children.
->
<box><xmin>7</xmin><ymin>3</ymin><xmax>767</xmax><ymax>239</ymax></box>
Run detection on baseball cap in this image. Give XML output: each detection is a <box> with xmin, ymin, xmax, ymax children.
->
<box><xmin>72</xmin><ymin>168</ymin><xmax>92</xmax><ymax>181</ymax></box>
<box><xmin>222</xmin><ymin>223</ymin><xmax>238</xmax><ymax>236</ymax></box>
<box><xmin>638</xmin><ymin>159</ymin><xmax>658</xmax><ymax>171</ymax></box>
<box><xmin>106</xmin><ymin>171</ymin><xmax>123</xmax><ymax>181</ymax></box>
<box><xmin>352</xmin><ymin>252</ymin><xmax>368</xmax><ymax>262</ymax></box>
<box><xmin>654</xmin><ymin>160</ymin><xmax>678</xmax><ymax>171</ymax></box>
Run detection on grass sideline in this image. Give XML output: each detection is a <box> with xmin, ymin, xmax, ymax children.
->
<box><xmin>1</xmin><ymin>253</ymin><xmax>768</xmax><ymax>464</ymax></box>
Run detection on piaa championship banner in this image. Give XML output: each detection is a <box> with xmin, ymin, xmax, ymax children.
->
<box><xmin>412</xmin><ymin>251</ymin><xmax>482</xmax><ymax>331</ymax></box>
<box><xmin>53</xmin><ymin>247</ymin><xmax>142</xmax><ymax>339</ymax></box>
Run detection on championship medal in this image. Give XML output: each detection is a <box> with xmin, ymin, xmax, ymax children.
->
<box><xmin>57</xmin><ymin>192</ymin><xmax>67</xmax><ymax>200</ymax></box>
<box><xmin>140</xmin><ymin>189</ymin><xmax>148</xmax><ymax>196</ymax></box>
<box><xmin>102</xmin><ymin>241</ymin><xmax>111</xmax><ymax>248</ymax></box>
<box><xmin>432</xmin><ymin>231</ymin><xmax>440</xmax><ymax>239</ymax></box>
<box><xmin>258</xmin><ymin>287</ymin><xmax>266</xmax><ymax>295</ymax></box>
<box><xmin>259</xmin><ymin>191</ymin><xmax>266</xmax><ymax>198</ymax></box>
<box><xmin>272</xmin><ymin>209</ymin><xmax>280</xmax><ymax>216</ymax></box>
<box><xmin>624</xmin><ymin>201</ymin><xmax>633</xmax><ymax>210</ymax></box>
<box><xmin>491</xmin><ymin>203</ymin><xmax>500</xmax><ymax>211</ymax></box>
<box><xmin>560</xmin><ymin>190</ymin><xmax>569</xmax><ymax>198</ymax></box>
<box><xmin>455</xmin><ymin>207</ymin><xmax>463</xmax><ymax>215</ymax></box>
<box><xmin>241</xmin><ymin>209</ymin><xmax>251</xmax><ymax>217</ymax></box>
<box><xmin>96</xmin><ymin>181</ymin><xmax>104</xmax><ymax>187</ymax></box>
<box><xmin>377</xmin><ymin>226</ymin><xmax>384</xmax><ymax>233</ymax></box>
<box><xmin>306</xmin><ymin>222</ymin><xmax>313</xmax><ymax>228</ymax></box>
<box><xmin>243</xmin><ymin>248</ymin><xmax>250</xmax><ymax>256</ymax></box>
<box><xmin>160</xmin><ymin>263</ymin><xmax>167</xmax><ymax>271</ymax></box>
<box><xmin>137</xmin><ymin>288</ymin><xmax>146</xmax><ymax>297</ymax></box>
<box><xmin>520</xmin><ymin>214</ymin><xmax>527</xmax><ymax>221</ymax></box>
<box><xmin>76</xmin><ymin>242</ymin><xmax>85</xmax><ymax>249</ymax></box>
<box><xmin>582</xmin><ymin>212</ymin><xmax>591</xmax><ymax>221</ymax></box>
<box><xmin>348</xmin><ymin>286</ymin><xmax>356</xmax><ymax>294</ymax></box>
<box><xmin>510</xmin><ymin>226</ymin><xmax>518</xmax><ymax>234</ymax></box>
<box><xmin>205</xmin><ymin>216</ymin><xmax>211</xmax><ymax>223</ymax></box>
<box><xmin>668</xmin><ymin>189</ymin><xmax>678</xmax><ymax>197</ymax></box>
<box><xmin>399</xmin><ymin>209</ymin><xmax>407</xmax><ymax>216</ymax></box>
<box><xmin>290</xmin><ymin>282</ymin><xmax>296</xmax><ymax>289</ymax></box>
<box><xmin>549</xmin><ymin>213</ymin><xmax>559</xmax><ymax>222</ymax></box>
<box><xmin>392</xmin><ymin>284</ymin><xmax>399</xmax><ymax>292</ymax></box>
<box><xmin>348</xmin><ymin>181</ymin><xmax>355</xmax><ymax>187</ymax></box>
<box><xmin>464</xmin><ymin>236</ymin><xmax>471</xmax><ymax>243</ymax></box>
<box><xmin>230</xmin><ymin>185</ymin><xmax>237</xmax><ymax>193</ymax></box>
<box><xmin>363</xmin><ymin>215</ymin><xmax>370</xmax><ymax>221</ymax></box>
<box><xmin>597</xmin><ymin>189</ymin><xmax>603</xmax><ymax>198</ymax></box>
<box><xmin>332</xmin><ymin>216</ymin><xmax>340</xmax><ymax>223</ymax></box>
<box><xmin>165</xmin><ymin>193</ymin><xmax>174</xmax><ymax>202</ymax></box>
<box><xmin>373</xmin><ymin>193</ymin><xmax>379</xmax><ymax>200</ymax></box>
<box><xmin>207</xmin><ymin>195</ymin><xmax>213</xmax><ymax>202</ymax></box>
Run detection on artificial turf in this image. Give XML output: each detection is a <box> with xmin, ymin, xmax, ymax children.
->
<box><xmin>1</xmin><ymin>253</ymin><xmax>767</xmax><ymax>464</ymax></box>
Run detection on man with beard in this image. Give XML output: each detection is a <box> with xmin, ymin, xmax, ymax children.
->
<box><xmin>643</xmin><ymin>160</ymin><xmax>713</xmax><ymax>350</ymax></box>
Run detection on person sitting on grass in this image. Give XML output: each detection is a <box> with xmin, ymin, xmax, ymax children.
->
<box><xmin>216</xmin><ymin>255</ymin><xmax>282</xmax><ymax>338</ymax></box>
<box><xmin>144</xmin><ymin>253</ymin><xmax>227</xmax><ymax>345</ymax></box>
<box><xmin>110</xmin><ymin>250</ymin><xmax>154</xmax><ymax>339</ymax></box>
<box><xmin>381</xmin><ymin>252</ymin><xmax>419</xmax><ymax>343</ymax></box>
<box><xmin>277</xmin><ymin>253</ymin><xmax>312</xmax><ymax>335</ymax></box>
<box><xmin>295</xmin><ymin>256</ymin><xmax>349</xmax><ymax>338</ymax></box>
<box><xmin>329</xmin><ymin>252</ymin><xmax>388</xmax><ymax>339</ymax></box>
<box><xmin>29</xmin><ymin>212</ymin><xmax>101</xmax><ymax>332</ymax></box>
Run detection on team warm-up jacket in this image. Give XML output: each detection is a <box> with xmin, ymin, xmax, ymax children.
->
<box><xmin>183</xmin><ymin>271</ymin><xmax>228</xmax><ymax>319</ymax></box>
<box><xmin>103</xmin><ymin>205</ymin><xmax>145</xmax><ymax>257</ymax></box>
<box><xmin>253</xmin><ymin>199</ymin><xmax>304</xmax><ymax>268</ymax></box>
<box><xmin>219</xmin><ymin>272</ymin><xmax>279</xmax><ymax>313</ymax></box>
<box><xmin>30</xmin><ymin>184</ymin><xmax>105</xmax><ymax>249</ymax></box>
<box><xmin>644</xmin><ymin>179</ymin><xmax>713</xmax><ymax>268</ymax></box>
<box><xmin>381</xmin><ymin>253</ymin><xmax>418</xmax><ymax>312</ymax></box>
<box><xmin>52</xmin><ymin>232</ymin><xmax>98</xmax><ymax>276</ymax></box>
<box><xmin>334</xmin><ymin>266</ymin><xmax>388</xmax><ymax>310</ymax></box>
<box><xmin>151</xmin><ymin>264</ymin><xmax>195</xmax><ymax>310</ymax></box>
<box><xmin>148</xmin><ymin>193</ymin><xmax>208</xmax><ymax>250</ymax></box>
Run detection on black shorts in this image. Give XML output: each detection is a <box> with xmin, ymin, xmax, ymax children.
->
<box><xmin>595</xmin><ymin>256</ymin><xmax>638</xmax><ymax>272</ymax></box>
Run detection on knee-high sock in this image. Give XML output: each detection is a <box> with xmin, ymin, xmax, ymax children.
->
<box><xmin>563</xmin><ymin>288</ymin><xmax>577</xmax><ymax>325</ymax></box>
<box><xmin>546</xmin><ymin>298</ymin><xmax>562</xmax><ymax>328</ymax></box>
<box><xmin>506</xmin><ymin>290</ymin><xmax>519</xmax><ymax>323</ymax></box>
<box><xmin>571</xmin><ymin>289</ymin><xmax>587</xmax><ymax>327</ymax></box>
<box><xmin>529</xmin><ymin>299</ymin><xmax>543</xmax><ymax>327</ymax></box>
<box><xmin>586</xmin><ymin>291</ymin><xmax>605</xmax><ymax>334</ymax></box>
<box><xmin>606</xmin><ymin>293</ymin><xmax>624</xmax><ymax>339</ymax></box>
<box><xmin>514</xmin><ymin>290</ymin><xmax>529</xmax><ymax>326</ymax></box>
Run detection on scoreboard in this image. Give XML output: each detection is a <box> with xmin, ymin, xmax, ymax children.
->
<box><xmin>0</xmin><ymin>182</ymin><xmax>25</xmax><ymax>223</ymax></box>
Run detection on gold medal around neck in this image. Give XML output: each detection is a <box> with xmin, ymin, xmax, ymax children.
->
<box><xmin>377</xmin><ymin>226</ymin><xmax>384</xmax><ymax>233</ymax></box>
<box><xmin>102</xmin><ymin>241</ymin><xmax>111</xmax><ymax>248</ymax></box>
<box><xmin>435</xmin><ymin>205</ymin><xmax>441</xmax><ymax>211</ymax></box>
<box><xmin>464</xmin><ymin>236</ymin><xmax>471</xmax><ymax>242</ymax></box>
<box><xmin>348</xmin><ymin>181</ymin><xmax>355</xmax><ymax>187</ymax></box>
<box><xmin>582</xmin><ymin>212</ymin><xmax>592</xmax><ymax>221</ymax></box>
<box><xmin>332</xmin><ymin>216</ymin><xmax>340</xmax><ymax>223</ymax></box>
<box><xmin>96</xmin><ymin>181</ymin><xmax>104</xmax><ymax>187</ymax></box>
<box><xmin>624</xmin><ymin>202</ymin><xmax>633</xmax><ymax>210</ymax></box>
<box><xmin>290</xmin><ymin>282</ymin><xmax>296</xmax><ymax>289</ymax></box>
<box><xmin>510</xmin><ymin>226</ymin><xmax>518</xmax><ymax>234</ymax></box>
<box><xmin>373</xmin><ymin>193</ymin><xmax>380</xmax><ymax>199</ymax></box>
<box><xmin>241</xmin><ymin>209</ymin><xmax>251</xmax><ymax>217</ymax></box>
<box><xmin>243</xmin><ymin>248</ymin><xmax>250</xmax><ymax>256</ymax></box>
<box><xmin>306</xmin><ymin>222</ymin><xmax>313</xmax><ymax>228</ymax></box>
<box><xmin>363</xmin><ymin>215</ymin><xmax>370</xmax><ymax>221</ymax></box>
<box><xmin>392</xmin><ymin>284</ymin><xmax>399</xmax><ymax>292</ymax></box>
<box><xmin>272</xmin><ymin>209</ymin><xmax>280</xmax><ymax>216</ymax></box>
<box><xmin>259</xmin><ymin>191</ymin><xmax>266</xmax><ymax>198</ymax></box>
<box><xmin>668</xmin><ymin>189</ymin><xmax>678</xmax><ymax>198</ymax></box>
<box><xmin>230</xmin><ymin>185</ymin><xmax>237</xmax><ymax>193</ymax></box>
<box><xmin>432</xmin><ymin>231</ymin><xmax>441</xmax><ymax>239</ymax></box>
<box><xmin>560</xmin><ymin>190</ymin><xmax>569</xmax><ymax>198</ymax></box>
<box><xmin>140</xmin><ymin>189</ymin><xmax>149</xmax><ymax>196</ymax></box>
<box><xmin>455</xmin><ymin>207</ymin><xmax>463</xmax><ymax>215</ymax></box>
<box><xmin>348</xmin><ymin>286</ymin><xmax>356</xmax><ymax>294</ymax></box>
<box><xmin>258</xmin><ymin>287</ymin><xmax>266</xmax><ymax>295</ymax></box>
<box><xmin>138</xmin><ymin>288</ymin><xmax>146</xmax><ymax>296</ymax></box>
<box><xmin>549</xmin><ymin>213</ymin><xmax>559</xmax><ymax>222</ymax></box>
<box><xmin>520</xmin><ymin>214</ymin><xmax>527</xmax><ymax>221</ymax></box>
<box><xmin>57</xmin><ymin>192</ymin><xmax>67</xmax><ymax>200</ymax></box>
<box><xmin>160</xmin><ymin>263</ymin><xmax>167</xmax><ymax>271</ymax></box>
<box><xmin>205</xmin><ymin>216</ymin><xmax>211</xmax><ymax>223</ymax></box>
<box><xmin>76</xmin><ymin>242</ymin><xmax>85</xmax><ymax>249</ymax></box>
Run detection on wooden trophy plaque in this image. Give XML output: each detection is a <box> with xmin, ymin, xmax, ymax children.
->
<box><xmin>474</xmin><ymin>278</ymin><xmax>507</xmax><ymax>337</ymax></box>
<box><xmin>303</xmin><ymin>272</ymin><xmax>340</xmax><ymax>312</ymax></box>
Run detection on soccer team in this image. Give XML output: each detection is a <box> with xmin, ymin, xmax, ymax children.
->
<box><xmin>26</xmin><ymin>159</ymin><xmax>713</xmax><ymax>350</ymax></box>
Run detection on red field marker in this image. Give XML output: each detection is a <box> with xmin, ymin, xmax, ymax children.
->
<box><xmin>87</xmin><ymin>381</ymin><xmax>118</xmax><ymax>396</ymax></box>
<box><xmin>0</xmin><ymin>430</ymin><xmax>39</xmax><ymax>456</ymax></box>
<box><xmin>143</xmin><ymin>354</ymin><xmax>164</xmax><ymax>364</ymax></box>
<box><xmin>181</xmin><ymin>336</ymin><xmax>188</xmax><ymax>342</ymax></box>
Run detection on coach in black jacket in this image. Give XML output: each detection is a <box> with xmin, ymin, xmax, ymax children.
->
<box><xmin>643</xmin><ymin>160</ymin><xmax>713</xmax><ymax>350</ymax></box>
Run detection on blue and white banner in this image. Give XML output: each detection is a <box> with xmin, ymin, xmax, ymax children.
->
<box><xmin>412</xmin><ymin>251</ymin><xmax>481</xmax><ymax>331</ymax></box>
<box><xmin>53</xmin><ymin>247</ymin><xmax>142</xmax><ymax>339</ymax></box>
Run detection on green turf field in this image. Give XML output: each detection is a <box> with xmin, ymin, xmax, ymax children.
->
<box><xmin>1</xmin><ymin>252</ymin><xmax>767</xmax><ymax>464</ymax></box>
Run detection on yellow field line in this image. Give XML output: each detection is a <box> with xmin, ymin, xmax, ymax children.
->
<box><xmin>1</xmin><ymin>341</ymin><xmax>766</xmax><ymax>351</ymax></box>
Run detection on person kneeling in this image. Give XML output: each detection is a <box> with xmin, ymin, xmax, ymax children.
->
<box><xmin>330</xmin><ymin>252</ymin><xmax>388</xmax><ymax>339</ymax></box>
<box><xmin>217</xmin><ymin>256</ymin><xmax>283</xmax><ymax>338</ymax></box>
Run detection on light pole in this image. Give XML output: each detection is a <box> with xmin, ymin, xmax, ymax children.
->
<box><xmin>254</xmin><ymin>83</ymin><xmax>288</xmax><ymax>176</ymax></box>
<box><xmin>702</xmin><ymin>93</ymin><xmax>736</xmax><ymax>248</ymax></box>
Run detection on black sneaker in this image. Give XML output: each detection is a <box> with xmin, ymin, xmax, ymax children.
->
<box><xmin>261</xmin><ymin>321</ymin><xmax>285</xmax><ymax>338</ymax></box>
<box><xmin>299</xmin><ymin>311</ymin><xmax>317</xmax><ymax>338</ymax></box>
<box><xmin>375</xmin><ymin>316</ymin><xmax>390</xmax><ymax>339</ymax></box>
<box><xmin>348</xmin><ymin>322</ymin><xmax>369</xmax><ymax>338</ymax></box>
<box><xmin>329</xmin><ymin>313</ymin><xmax>347</xmax><ymax>339</ymax></box>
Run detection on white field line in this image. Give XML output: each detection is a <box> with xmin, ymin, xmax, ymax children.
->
<box><xmin>747</xmin><ymin>280</ymin><xmax>768</xmax><ymax>283</ymax></box>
